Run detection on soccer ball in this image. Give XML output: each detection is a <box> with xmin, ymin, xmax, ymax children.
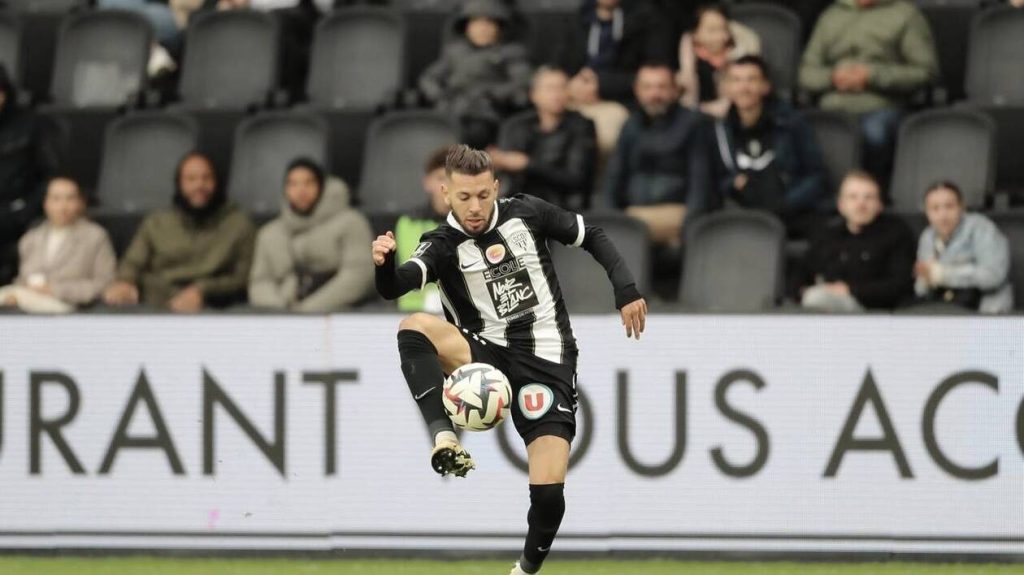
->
<box><xmin>442</xmin><ymin>363</ymin><xmax>512</xmax><ymax>431</ymax></box>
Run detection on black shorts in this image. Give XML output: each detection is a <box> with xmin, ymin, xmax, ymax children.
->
<box><xmin>458</xmin><ymin>328</ymin><xmax>578</xmax><ymax>446</ymax></box>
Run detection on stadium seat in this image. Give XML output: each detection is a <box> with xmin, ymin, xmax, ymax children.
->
<box><xmin>516</xmin><ymin>0</ymin><xmax>581</xmax><ymax>9</ymax></box>
<box><xmin>358</xmin><ymin>110</ymin><xmax>457</xmax><ymax>213</ymax></box>
<box><xmin>889</xmin><ymin>107</ymin><xmax>996</xmax><ymax>210</ymax></box>
<box><xmin>918</xmin><ymin>1</ymin><xmax>976</xmax><ymax>102</ymax></box>
<box><xmin>679</xmin><ymin>210</ymin><xmax>785</xmax><ymax>312</ymax></box>
<box><xmin>228</xmin><ymin>112</ymin><xmax>329</xmax><ymax>215</ymax></box>
<box><xmin>5</xmin><ymin>0</ymin><xmax>86</xmax><ymax>12</ymax></box>
<box><xmin>731</xmin><ymin>3</ymin><xmax>801</xmax><ymax>102</ymax></box>
<box><xmin>804</xmin><ymin>109</ymin><xmax>861</xmax><ymax>194</ymax></box>
<box><xmin>965</xmin><ymin>5</ymin><xmax>1024</xmax><ymax>105</ymax></box>
<box><xmin>18</xmin><ymin>11</ymin><xmax>61</xmax><ymax>103</ymax></box>
<box><xmin>49</xmin><ymin>10</ymin><xmax>151</xmax><ymax>107</ymax></box>
<box><xmin>91</xmin><ymin>211</ymin><xmax>143</xmax><ymax>257</ymax></box>
<box><xmin>978</xmin><ymin>105</ymin><xmax>1024</xmax><ymax>200</ymax></box>
<box><xmin>550</xmin><ymin>213</ymin><xmax>650</xmax><ymax>314</ymax></box>
<box><xmin>0</xmin><ymin>13</ymin><xmax>22</xmax><ymax>86</ymax></box>
<box><xmin>391</xmin><ymin>0</ymin><xmax>455</xmax><ymax>86</ymax></box>
<box><xmin>893</xmin><ymin>210</ymin><xmax>928</xmax><ymax>243</ymax></box>
<box><xmin>95</xmin><ymin>112</ymin><xmax>198</xmax><ymax>214</ymax></box>
<box><xmin>308</xmin><ymin>7</ymin><xmax>405</xmax><ymax>110</ymax></box>
<box><xmin>520</xmin><ymin>5</ymin><xmax>577</xmax><ymax>66</ymax></box>
<box><xmin>989</xmin><ymin>211</ymin><xmax>1024</xmax><ymax>311</ymax></box>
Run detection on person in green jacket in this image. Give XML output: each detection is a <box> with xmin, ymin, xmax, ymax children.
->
<box><xmin>799</xmin><ymin>0</ymin><xmax>938</xmax><ymax>187</ymax></box>
<box><xmin>395</xmin><ymin>147</ymin><xmax>451</xmax><ymax>313</ymax></box>
<box><xmin>103</xmin><ymin>152</ymin><xmax>256</xmax><ymax>312</ymax></box>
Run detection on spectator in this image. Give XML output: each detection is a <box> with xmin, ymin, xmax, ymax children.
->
<box><xmin>799</xmin><ymin>0</ymin><xmax>938</xmax><ymax>187</ymax></box>
<box><xmin>393</xmin><ymin>147</ymin><xmax>451</xmax><ymax>313</ymax></box>
<box><xmin>914</xmin><ymin>181</ymin><xmax>1012</xmax><ymax>314</ymax></box>
<box><xmin>0</xmin><ymin>64</ymin><xmax>56</xmax><ymax>287</ymax></box>
<box><xmin>0</xmin><ymin>177</ymin><xmax>115</xmax><ymax>314</ymax></box>
<box><xmin>801</xmin><ymin>170</ymin><xmax>915</xmax><ymax>312</ymax></box>
<box><xmin>249</xmin><ymin>158</ymin><xmax>375</xmax><ymax>312</ymax></box>
<box><xmin>678</xmin><ymin>3</ymin><xmax>761</xmax><ymax>118</ymax></box>
<box><xmin>490</xmin><ymin>66</ymin><xmax>598</xmax><ymax>211</ymax></box>
<box><xmin>419</xmin><ymin>0</ymin><xmax>532</xmax><ymax>148</ymax></box>
<box><xmin>605</xmin><ymin>63</ymin><xmax>712</xmax><ymax>247</ymax></box>
<box><xmin>103</xmin><ymin>152</ymin><xmax>255</xmax><ymax>312</ymax></box>
<box><xmin>557</xmin><ymin>0</ymin><xmax>673</xmax><ymax>105</ymax></box>
<box><xmin>712</xmin><ymin>55</ymin><xmax>827</xmax><ymax>238</ymax></box>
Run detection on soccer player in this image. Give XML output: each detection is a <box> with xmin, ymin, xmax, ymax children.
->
<box><xmin>373</xmin><ymin>145</ymin><xmax>647</xmax><ymax>575</ymax></box>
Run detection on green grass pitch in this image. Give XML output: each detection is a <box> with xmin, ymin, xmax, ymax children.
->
<box><xmin>0</xmin><ymin>558</ymin><xmax>1020</xmax><ymax>575</ymax></box>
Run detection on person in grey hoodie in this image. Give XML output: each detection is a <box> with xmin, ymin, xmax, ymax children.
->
<box><xmin>418</xmin><ymin>0</ymin><xmax>532</xmax><ymax>148</ymax></box>
<box><xmin>249</xmin><ymin>158</ymin><xmax>375</xmax><ymax>312</ymax></box>
<box><xmin>914</xmin><ymin>181</ymin><xmax>1012</xmax><ymax>314</ymax></box>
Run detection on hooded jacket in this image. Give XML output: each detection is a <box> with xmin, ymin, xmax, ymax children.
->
<box><xmin>798</xmin><ymin>0</ymin><xmax>938</xmax><ymax>114</ymax></box>
<box><xmin>249</xmin><ymin>177</ymin><xmax>375</xmax><ymax>312</ymax></box>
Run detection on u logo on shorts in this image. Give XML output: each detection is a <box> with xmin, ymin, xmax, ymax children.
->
<box><xmin>518</xmin><ymin>383</ymin><xmax>553</xmax><ymax>420</ymax></box>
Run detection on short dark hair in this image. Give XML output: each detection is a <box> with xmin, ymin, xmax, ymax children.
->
<box><xmin>424</xmin><ymin>146</ymin><xmax>450</xmax><ymax>174</ymax></box>
<box><xmin>924</xmin><ymin>180</ymin><xmax>964</xmax><ymax>204</ymax></box>
<box><xmin>285</xmin><ymin>156</ymin><xmax>325</xmax><ymax>190</ymax></box>
<box><xmin>445</xmin><ymin>144</ymin><xmax>493</xmax><ymax>177</ymax></box>
<box><xmin>729</xmin><ymin>55</ymin><xmax>771</xmax><ymax>83</ymax></box>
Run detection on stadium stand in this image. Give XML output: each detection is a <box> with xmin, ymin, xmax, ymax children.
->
<box><xmin>804</xmin><ymin>109</ymin><xmax>861</xmax><ymax>194</ymax></box>
<box><xmin>731</xmin><ymin>2</ymin><xmax>802</xmax><ymax>102</ymax></box>
<box><xmin>989</xmin><ymin>211</ymin><xmax>1024</xmax><ymax>311</ymax></box>
<box><xmin>0</xmin><ymin>12</ymin><xmax>21</xmax><ymax>88</ymax></box>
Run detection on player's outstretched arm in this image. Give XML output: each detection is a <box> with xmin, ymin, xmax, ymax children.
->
<box><xmin>373</xmin><ymin>231</ymin><xmax>425</xmax><ymax>300</ymax></box>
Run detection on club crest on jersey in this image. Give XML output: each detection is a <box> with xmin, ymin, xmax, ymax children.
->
<box><xmin>485</xmin><ymin>244</ymin><xmax>506</xmax><ymax>264</ymax></box>
<box><xmin>508</xmin><ymin>231</ymin><xmax>530</xmax><ymax>252</ymax></box>
<box><xmin>518</xmin><ymin>383</ymin><xmax>553</xmax><ymax>420</ymax></box>
<box><xmin>412</xmin><ymin>242</ymin><xmax>431</xmax><ymax>258</ymax></box>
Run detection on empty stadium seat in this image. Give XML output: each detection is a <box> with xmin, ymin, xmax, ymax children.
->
<box><xmin>0</xmin><ymin>13</ymin><xmax>22</xmax><ymax>86</ymax></box>
<box><xmin>49</xmin><ymin>10</ymin><xmax>151</xmax><ymax>107</ymax></box>
<box><xmin>989</xmin><ymin>211</ymin><xmax>1024</xmax><ymax>311</ymax></box>
<box><xmin>979</xmin><ymin>105</ymin><xmax>1024</xmax><ymax>199</ymax></box>
<box><xmin>179</xmin><ymin>10</ymin><xmax>279</xmax><ymax>109</ymax></box>
<box><xmin>804</xmin><ymin>109</ymin><xmax>860</xmax><ymax>194</ymax></box>
<box><xmin>308</xmin><ymin>7</ymin><xmax>405</xmax><ymax>109</ymax></box>
<box><xmin>91</xmin><ymin>211</ymin><xmax>142</xmax><ymax>257</ymax></box>
<box><xmin>228</xmin><ymin>112</ymin><xmax>329</xmax><ymax>214</ymax></box>
<box><xmin>680</xmin><ymin>210</ymin><xmax>785</xmax><ymax>311</ymax></box>
<box><xmin>731</xmin><ymin>3</ymin><xmax>801</xmax><ymax>102</ymax></box>
<box><xmin>18</xmin><ymin>11</ymin><xmax>61</xmax><ymax>103</ymax></box>
<box><xmin>889</xmin><ymin>107</ymin><xmax>995</xmax><ymax>210</ymax></box>
<box><xmin>358</xmin><ymin>110</ymin><xmax>457</xmax><ymax>213</ymax></box>
<box><xmin>95</xmin><ymin>112</ymin><xmax>198</xmax><ymax>214</ymax></box>
<box><xmin>918</xmin><ymin>1</ymin><xmax>976</xmax><ymax>102</ymax></box>
<box><xmin>394</xmin><ymin>0</ymin><xmax>454</xmax><ymax>87</ymax></box>
<box><xmin>550</xmin><ymin>213</ymin><xmax>650</xmax><ymax>314</ymax></box>
<box><xmin>965</xmin><ymin>5</ymin><xmax>1024</xmax><ymax>104</ymax></box>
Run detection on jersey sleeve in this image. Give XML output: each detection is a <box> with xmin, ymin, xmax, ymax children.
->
<box><xmin>521</xmin><ymin>194</ymin><xmax>586</xmax><ymax>247</ymax></box>
<box><xmin>405</xmin><ymin>232</ymin><xmax>445</xmax><ymax>289</ymax></box>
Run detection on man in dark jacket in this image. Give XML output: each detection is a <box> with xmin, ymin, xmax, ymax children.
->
<box><xmin>713</xmin><ymin>55</ymin><xmax>828</xmax><ymax>238</ymax></box>
<box><xmin>605</xmin><ymin>63</ymin><xmax>712</xmax><ymax>247</ymax></box>
<box><xmin>0</xmin><ymin>65</ymin><xmax>57</xmax><ymax>285</ymax></box>
<box><xmin>557</xmin><ymin>0</ymin><xmax>673</xmax><ymax>105</ymax></box>
<box><xmin>491</xmin><ymin>66</ymin><xmax>598</xmax><ymax>211</ymax></box>
<box><xmin>801</xmin><ymin>170</ymin><xmax>914</xmax><ymax>311</ymax></box>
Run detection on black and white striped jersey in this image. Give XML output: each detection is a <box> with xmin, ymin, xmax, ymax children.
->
<box><xmin>377</xmin><ymin>194</ymin><xmax>641</xmax><ymax>368</ymax></box>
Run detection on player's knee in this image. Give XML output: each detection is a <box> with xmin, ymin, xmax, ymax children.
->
<box><xmin>529</xmin><ymin>483</ymin><xmax>566</xmax><ymax>523</ymax></box>
<box><xmin>399</xmin><ymin>312</ymin><xmax>436</xmax><ymax>334</ymax></box>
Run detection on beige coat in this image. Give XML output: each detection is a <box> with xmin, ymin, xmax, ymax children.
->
<box><xmin>15</xmin><ymin>219</ymin><xmax>116</xmax><ymax>305</ymax></box>
<box><xmin>678</xmin><ymin>21</ymin><xmax>761</xmax><ymax>115</ymax></box>
<box><xmin>249</xmin><ymin>177</ymin><xmax>375</xmax><ymax>312</ymax></box>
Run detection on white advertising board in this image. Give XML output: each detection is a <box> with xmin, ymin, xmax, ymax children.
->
<box><xmin>0</xmin><ymin>314</ymin><xmax>1021</xmax><ymax>555</ymax></box>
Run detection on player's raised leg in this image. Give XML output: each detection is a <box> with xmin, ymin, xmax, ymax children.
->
<box><xmin>396</xmin><ymin>311</ymin><xmax>476</xmax><ymax>476</ymax></box>
<box><xmin>511</xmin><ymin>435</ymin><xmax>570</xmax><ymax>575</ymax></box>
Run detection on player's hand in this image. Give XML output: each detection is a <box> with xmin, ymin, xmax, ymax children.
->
<box><xmin>372</xmin><ymin>231</ymin><xmax>397</xmax><ymax>266</ymax></box>
<box><xmin>620</xmin><ymin>298</ymin><xmax>647</xmax><ymax>340</ymax></box>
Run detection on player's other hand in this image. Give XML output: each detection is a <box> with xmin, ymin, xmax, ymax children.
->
<box><xmin>620</xmin><ymin>298</ymin><xmax>647</xmax><ymax>340</ymax></box>
<box><xmin>372</xmin><ymin>231</ymin><xmax>397</xmax><ymax>266</ymax></box>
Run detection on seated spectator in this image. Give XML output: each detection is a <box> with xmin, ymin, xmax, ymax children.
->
<box><xmin>419</xmin><ymin>0</ymin><xmax>532</xmax><ymax>148</ymax></box>
<box><xmin>558</xmin><ymin>0</ymin><xmax>673</xmax><ymax>105</ymax></box>
<box><xmin>394</xmin><ymin>147</ymin><xmax>451</xmax><ymax>313</ymax></box>
<box><xmin>0</xmin><ymin>177</ymin><xmax>115</xmax><ymax>314</ymax></box>
<box><xmin>914</xmin><ymin>181</ymin><xmax>1013</xmax><ymax>314</ymax></box>
<box><xmin>798</xmin><ymin>0</ymin><xmax>938</xmax><ymax>187</ymax></box>
<box><xmin>712</xmin><ymin>56</ymin><xmax>827</xmax><ymax>238</ymax></box>
<box><xmin>678</xmin><ymin>3</ymin><xmax>761</xmax><ymax>118</ymax></box>
<box><xmin>605</xmin><ymin>63</ymin><xmax>712</xmax><ymax>247</ymax></box>
<box><xmin>103</xmin><ymin>152</ymin><xmax>255</xmax><ymax>312</ymax></box>
<box><xmin>801</xmin><ymin>170</ymin><xmax>915</xmax><ymax>312</ymax></box>
<box><xmin>0</xmin><ymin>64</ymin><xmax>56</xmax><ymax>287</ymax></box>
<box><xmin>249</xmin><ymin>158</ymin><xmax>374</xmax><ymax>312</ymax></box>
<box><xmin>490</xmin><ymin>66</ymin><xmax>598</xmax><ymax>211</ymax></box>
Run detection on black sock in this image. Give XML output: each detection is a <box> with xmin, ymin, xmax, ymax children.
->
<box><xmin>397</xmin><ymin>329</ymin><xmax>453</xmax><ymax>440</ymax></box>
<box><xmin>519</xmin><ymin>483</ymin><xmax>565</xmax><ymax>573</ymax></box>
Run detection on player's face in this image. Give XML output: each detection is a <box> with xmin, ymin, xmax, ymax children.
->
<box><xmin>178</xmin><ymin>156</ymin><xmax>217</xmax><ymax>209</ymax></box>
<box><xmin>444</xmin><ymin>170</ymin><xmax>498</xmax><ymax>237</ymax></box>
<box><xmin>924</xmin><ymin>187</ymin><xmax>964</xmax><ymax>241</ymax></box>
<box><xmin>837</xmin><ymin>176</ymin><xmax>883</xmax><ymax>231</ymax></box>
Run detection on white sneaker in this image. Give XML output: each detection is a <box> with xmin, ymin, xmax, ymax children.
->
<box><xmin>508</xmin><ymin>560</ymin><xmax>535</xmax><ymax>575</ymax></box>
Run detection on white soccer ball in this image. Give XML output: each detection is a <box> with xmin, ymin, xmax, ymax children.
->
<box><xmin>442</xmin><ymin>363</ymin><xmax>512</xmax><ymax>431</ymax></box>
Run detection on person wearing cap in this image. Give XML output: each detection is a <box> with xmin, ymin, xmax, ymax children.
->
<box><xmin>418</xmin><ymin>0</ymin><xmax>532</xmax><ymax>148</ymax></box>
<box><xmin>249</xmin><ymin>158</ymin><xmax>375</xmax><ymax>312</ymax></box>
